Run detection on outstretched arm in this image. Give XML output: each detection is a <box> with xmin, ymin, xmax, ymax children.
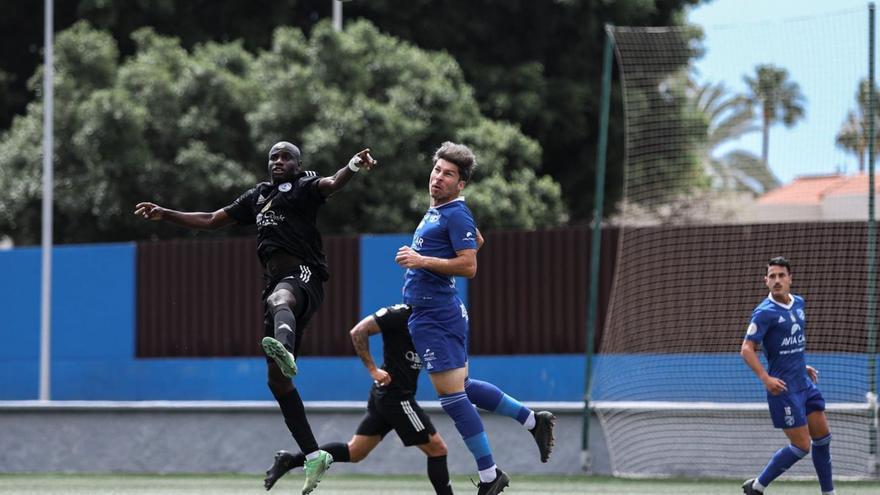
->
<box><xmin>134</xmin><ymin>202</ymin><xmax>235</xmax><ymax>230</ymax></box>
<box><xmin>317</xmin><ymin>148</ymin><xmax>378</xmax><ymax>197</ymax></box>
<box><xmin>350</xmin><ymin>315</ymin><xmax>392</xmax><ymax>386</ymax></box>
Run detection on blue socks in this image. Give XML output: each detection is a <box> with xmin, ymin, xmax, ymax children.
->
<box><xmin>812</xmin><ymin>434</ymin><xmax>834</xmax><ymax>493</ymax></box>
<box><xmin>439</xmin><ymin>391</ymin><xmax>494</xmax><ymax>470</ymax></box>
<box><xmin>464</xmin><ymin>378</ymin><xmax>531</xmax><ymax>424</ymax></box>
<box><xmin>757</xmin><ymin>443</ymin><xmax>808</xmax><ymax>487</ymax></box>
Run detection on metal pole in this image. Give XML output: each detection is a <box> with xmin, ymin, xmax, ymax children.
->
<box><xmin>583</xmin><ymin>27</ymin><xmax>614</xmax><ymax>474</ymax></box>
<box><xmin>867</xmin><ymin>1</ymin><xmax>878</xmax><ymax>474</ymax></box>
<box><xmin>332</xmin><ymin>0</ymin><xmax>343</xmax><ymax>32</ymax></box>
<box><xmin>39</xmin><ymin>0</ymin><xmax>54</xmax><ymax>401</ymax></box>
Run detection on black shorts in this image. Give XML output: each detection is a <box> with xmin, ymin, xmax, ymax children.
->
<box><xmin>355</xmin><ymin>392</ymin><xmax>436</xmax><ymax>446</ymax></box>
<box><xmin>261</xmin><ymin>263</ymin><xmax>324</xmax><ymax>358</ymax></box>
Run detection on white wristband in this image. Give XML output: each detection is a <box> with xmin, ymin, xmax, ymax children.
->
<box><xmin>347</xmin><ymin>157</ymin><xmax>361</xmax><ymax>172</ymax></box>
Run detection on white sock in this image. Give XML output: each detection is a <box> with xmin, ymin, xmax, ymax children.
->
<box><xmin>305</xmin><ymin>451</ymin><xmax>320</xmax><ymax>461</ymax></box>
<box><xmin>752</xmin><ymin>479</ymin><xmax>765</xmax><ymax>492</ymax></box>
<box><xmin>478</xmin><ymin>465</ymin><xmax>497</xmax><ymax>483</ymax></box>
<box><xmin>523</xmin><ymin>411</ymin><xmax>536</xmax><ymax>430</ymax></box>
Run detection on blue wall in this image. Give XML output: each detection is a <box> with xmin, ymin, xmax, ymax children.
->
<box><xmin>0</xmin><ymin>242</ymin><xmax>572</xmax><ymax>402</ymax></box>
<box><xmin>3</xmin><ymin>243</ymin><xmax>877</xmax><ymax>404</ymax></box>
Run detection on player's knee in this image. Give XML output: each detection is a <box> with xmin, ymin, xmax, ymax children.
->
<box><xmin>267</xmin><ymin>290</ymin><xmax>296</xmax><ymax>311</ymax></box>
<box><xmin>791</xmin><ymin>440</ymin><xmax>811</xmax><ymax>453</ymax></box>
<box><xmin>426</xmin><ymin>434</ymin><xmax>448</xmax><ymax>456</ymax></box>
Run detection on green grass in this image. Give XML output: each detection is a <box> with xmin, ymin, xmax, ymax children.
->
<box><xmin>1</xmin><ymin>473</ymin><xmax>879</xmax><ymax>494</ymax></box>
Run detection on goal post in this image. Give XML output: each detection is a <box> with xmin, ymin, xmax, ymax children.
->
<box><xmin>590</xmin><ymin>6</ymin><xmax>879</xmax><ymax>479</ymax></box>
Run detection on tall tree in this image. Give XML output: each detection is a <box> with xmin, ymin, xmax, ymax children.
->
<box><xmin>0</xmin><ymin>20</ymin><xmax>567</xmax><ymax>245</ymax></box>
<box><xmin>690</xmin><ymin>80</ymin><xmax>778</xmax><ymax>194</ymax></box>
<box><xmin>743</xmin><ymin>64</ymin><xmax>806</xmax><ymax>167</ymax></box>
<box><xmin>836</xmin><ymin>78</ymin><xmax>880</xmax><ymax>172</ymax></box>
<box><xmin>0</xmin><ymin>0</ymin><xmax>707</xmax><ymax>225</ymax></box>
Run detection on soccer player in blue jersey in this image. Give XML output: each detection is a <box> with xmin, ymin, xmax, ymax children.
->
<box><xmin>395</xmin><ymin>142</ymin><xmax>556</xmax><ymax>495</ymax></box>
<box><xmin>741</xmin><ymin>257</ymin><xmax>834</xmax><ymax>495</ymax></box>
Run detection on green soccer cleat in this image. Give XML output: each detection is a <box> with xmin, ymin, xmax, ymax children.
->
<box><xmin>301</xmin><ymin>450</ymin><xmax>333</xmax><ymax>494</ymax></box>
<box><xmin>262</xmin><ymin>336</ymin><xmax>298</xmax><ymax>377</ymax></box>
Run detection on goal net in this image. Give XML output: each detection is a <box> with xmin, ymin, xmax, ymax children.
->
<box><xmin>593</xmin><ymin>8</ymin><xmax>879</xmax><ymax>479</ymax></box>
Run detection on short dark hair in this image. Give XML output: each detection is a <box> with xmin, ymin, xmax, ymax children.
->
<box><xmin>767</xmin><ymin>256</ymin><xmax>791</xmax><ymax>274</ymax></box>
<box><xmin>269</xmin><ymin>141</ymin><xmax>302</xmax><ymax>164</ymax></box>
<box><xmin>432</xmin><ymin>141</ymin><xmax>477</xmax><ymax>183</ymax></box>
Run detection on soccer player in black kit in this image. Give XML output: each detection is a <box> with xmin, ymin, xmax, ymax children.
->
<box><xmin>134</xmin><ymin>141</ymin><xmax>376</xmax><ymax>495</ymax></box>
<box><xmin>263</xmin><ymin>304</ymin><xmax>454</xmax><ymax>494</ymax></box>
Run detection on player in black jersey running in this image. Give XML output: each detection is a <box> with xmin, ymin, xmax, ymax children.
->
<box><xmin>135</xmin><ymin>141</ymin><xmax>376</xmax><ymax>495</ymax></box>
<box><xmin>264</xmin><ymin>304</ymin><xmax>454</xmax><ymax>494</ymax></box>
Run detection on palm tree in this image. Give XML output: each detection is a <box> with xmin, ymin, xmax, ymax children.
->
<box><xmin>689</xmin><ymin>80</ymin><xmax>778</xmax><ymax>193</ymax></box>
<box><xmin>744</xmin><ymin>64</ymin><xmax>806</xmax><ymax>167</ymax></box>
<box><xmin>836</xmin><ymin>79</ymin><xmax>880</xmax><ymax>172</ymax></box>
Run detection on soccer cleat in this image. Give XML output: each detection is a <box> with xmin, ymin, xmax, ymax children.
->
<box><xmin>262</xmin><ymin>336</ymin><xmax>298</xmax><ymax>377</ymax></box>
<box><xmin>742</xmin><ymin>478</ymin><xmax>763</xmax><ymax>495</ymax></box>
<box><xmin>475</xmin><ymin>468</ymin><xmax>510</xmax><ymax>495</ymax></box>
<box><xmin>302</xmin><ymin>450</ymin><xmax>333</xmax><ymax>494</ymax></box>
<box><xmin>530</xmin><ymin>410</ymin><xmax>557</xmax><ymax>463</ymax></box>
<box><xmin>264</xmin><ymin>450</ymin><xmax>297</xmax><ymax>490</ymax></box>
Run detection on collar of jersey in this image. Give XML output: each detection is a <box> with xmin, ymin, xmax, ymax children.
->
<box><xmin>431</xmin><ymin>197</ymin><xmax>466</xmax><ymax>209</ymax></box>
<box><xmin>766</xmin><ymin>293</ymin><xmax>794</xmax><ymax>310</ymax></box>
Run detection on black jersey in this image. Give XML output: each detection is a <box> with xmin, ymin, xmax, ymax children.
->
<box><xmin>372</xmin><ymin>304</ymin><xmax>421</xmax><ymax>397</ymax></box>
<box><xmin>223</xmin><ymin>172</ymin><xmax>328</xmax><ymax>280</ymax></box>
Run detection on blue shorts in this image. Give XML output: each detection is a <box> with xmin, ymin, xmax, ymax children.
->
<box><xmin>407</xmin><ymin>299</ymin><xmax>469</xmax><ymax>374</ymax></box>
<box><xmin>767</xmin><ymin>382</ymin><xmax>826</xmax><ymax>429</ymax></box>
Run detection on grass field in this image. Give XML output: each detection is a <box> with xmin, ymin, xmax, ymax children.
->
<box><xmin>2</xmin><ymin>473</ymin><xmax>880</xmax><ymax>494</ymax></box>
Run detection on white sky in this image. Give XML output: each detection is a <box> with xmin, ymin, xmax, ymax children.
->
<box><xmin>687</xmin><ymin>0</ymin><xmax>877</xmax><ymax>183</ymax></box>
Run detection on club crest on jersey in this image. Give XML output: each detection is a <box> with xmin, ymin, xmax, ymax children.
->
<box><xmin>278</xmin><ymin>182</ymin><xmax>292</xmax><ymax>192</ymax></box>
<box><xmin>797</xmin><ymin>309</ymin><xmax>805</xmax><ymax>320</ymax></box>
<box><xmin>427</xmin><ymin>211</ymin><xmax>440</xmax><ymax>223</ymax></box>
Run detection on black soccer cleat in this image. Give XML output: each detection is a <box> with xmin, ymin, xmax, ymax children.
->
<box><xmin>475</xmin><ymin>468</ymin><xmax>510</xmax><ymax>495</ymax></box>
<box><xmin>530</xmin><ymin>410</ymin><xmax>557</xmax><ymax>463</ymax></box>
<box><xmin>264</xmin><ymin>450</ymin><xmax>297</xmax><ymax>490</ymax></box>
<box><xmin>742</xmin><ymin>478</ymin><xmax>763</xmax><ymax>495</ymax></box>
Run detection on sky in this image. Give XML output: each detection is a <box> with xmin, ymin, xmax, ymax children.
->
<box><xmin>687</xmin><ymin>0</ymin><xmax>877</xmax><ymax>183</ymax></box>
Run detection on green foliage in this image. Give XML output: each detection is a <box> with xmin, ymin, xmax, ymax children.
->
<box><xmin>836</xmin><ymin>78</ymin><xmax>880</xmax><ymax>172</ymax></box>
<box><xmin>744</xmin><ymin>64</ymin><xmax>806</xmax><ymax>165</ymax></box>
<box><xmin>0</xmin><ymin>0</ymin><xmax>706</xmax><ymax>228</ymax></box>
<box><xmin>0</xmin><ymin>20</ymin><xmax>567</xmax><ymax>245</ymax></box>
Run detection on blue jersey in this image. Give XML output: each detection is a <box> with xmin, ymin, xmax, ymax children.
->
<box><xmin>402</xmin><ymin>198</ymin><xmax>478</xmax><ymax>307</ymax></box>
<box><xmin>745</xmin><ymin>294</ymin><xmax>811</xmax><ymax>392</ymax></box>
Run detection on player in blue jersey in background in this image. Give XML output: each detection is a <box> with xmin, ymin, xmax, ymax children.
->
<box><xmin>741</xmin><ymin>257</ymin><xmax>834</xmax><ymax>495</ymax></box>
<box><xmin>394</xmin><ymin>142</ymin><xmax>556</xmax><ymax>495</ymax></box>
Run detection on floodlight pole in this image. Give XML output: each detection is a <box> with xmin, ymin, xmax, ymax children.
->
<box><xmin>867</xmin><ymin>1</ymin><xmax>878</xmax><ymax>475</ymax></box>
<box><xmin>583</xmin><ymin>26</ymin><xmax>614</xmax><ymax>474</ymax></box>
<box><xmin>39</xmin><ymin>0</ymin><xmax>54</xmax><ymax>401</ymax></box>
